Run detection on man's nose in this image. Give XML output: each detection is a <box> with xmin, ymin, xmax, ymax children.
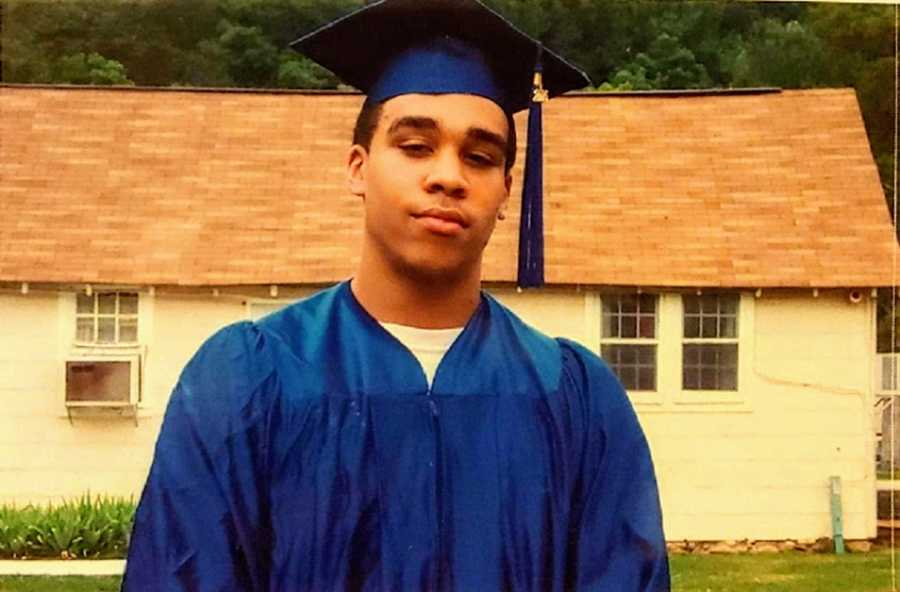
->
<box><xmin>423</xmin><ymin>149</ymin><xmax>468</xmax><ymax>199</ymax></box>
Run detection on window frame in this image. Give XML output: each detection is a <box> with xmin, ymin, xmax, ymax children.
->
<box><xmin>589</xmin><ymin>290</ymin><xmax>753</xmax><ymax>411</ymax></box>
<box><xmin>74</xmin><ymin>291</ymin><xmax>140</xmax><ymax>346</ymax></box>
<box><xmin>675</xmin><ymin>292</ymin><xmax>753</xmax><ymax>408</ymax></box>
<box><xmin>681</xmin><ymin>293</ymin><xmax>740</xmax><ymax>393</ymax></box>
<box><xmin>600</xmin><ymin>293</ymin><xmax>660</xmax><ymax>394</ymax></box>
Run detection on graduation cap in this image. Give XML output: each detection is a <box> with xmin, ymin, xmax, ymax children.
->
<box><xmin>291</xmin><ymin>0</ymin><xmax>591</xmax><ymax>287</ymax></box>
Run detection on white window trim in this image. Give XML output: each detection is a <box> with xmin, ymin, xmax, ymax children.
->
<box><xmin>674</xmin><ymin>292</ymin><xmax>754</xmax><ymax>409</ymax></box>
<box><xmin>598</xmin><ymin>294</ymin><xmax>663</xmax><ymax>405</ymax></box>
<box><xmin>590</xmin><ymin>291</ymin><xmax>754</xmax><ymax>412</ymax></box>
<box><xmin>73</xmin><ymin>291</ymin><xmax>141</xmax><ymax>347</ymax></box>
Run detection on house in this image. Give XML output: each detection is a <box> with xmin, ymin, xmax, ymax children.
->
<box><xmin>0</xmin><ymin>84</ymin><xmax>894</xmax><ymax>543</ymax></box>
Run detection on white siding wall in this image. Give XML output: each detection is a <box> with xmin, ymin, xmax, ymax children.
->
<box><xmin>0</xmin><ymin>286</ymin><xmax>876</xmax><ymax>542</ymax></box>
<box><xmin>0</xmin><ymin>290</ymin><xmax>246</xmax><ymax>505</ymax></box>
<box><xmin>495</xmin><ymin>288</ymin><xmax>876</xmax><ymax>541</ymax></box>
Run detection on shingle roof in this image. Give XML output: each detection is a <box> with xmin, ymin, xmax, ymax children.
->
<box><xmin>0</xmin><ymin>85</ymin><xmax>894</xmax><ymax>287</ymax></box>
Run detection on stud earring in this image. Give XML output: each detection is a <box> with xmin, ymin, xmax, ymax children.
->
<box><xmin>498</xmin><ymin>211</ymin><xmax>506</xmax><ymax>220</ymax></box>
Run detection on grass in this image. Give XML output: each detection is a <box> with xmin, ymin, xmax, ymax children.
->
<box><xmin>0</xmin><ymin>576</ymin><xmax>120</xmax><ymax>592</ymax></box>
<box><xmin>0</xmin><ymin>551</ymin><xmax>894</xmax><ymax>591</ymax></box>
<box><xmin>670</xmin><ymin>550</ymin><xmax>893</xmax><ymax>592</ymax></box>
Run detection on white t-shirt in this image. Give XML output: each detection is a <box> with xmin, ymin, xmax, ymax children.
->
<box><xmin>380</xmin><ymin>322</ymin><xmax>464</xmax><ymax>387</ymax></box>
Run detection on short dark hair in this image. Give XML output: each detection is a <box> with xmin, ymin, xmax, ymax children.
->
<box><xmin>352</xmin><ymin>97</ymin><xmax>517</xmax><ymax>173</ymax></box>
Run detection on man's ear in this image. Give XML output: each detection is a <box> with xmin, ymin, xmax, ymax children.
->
<box><xmin>347</xmin><ymin>144</ymin><xmax>368</xmax><ymax>198</ymax></box>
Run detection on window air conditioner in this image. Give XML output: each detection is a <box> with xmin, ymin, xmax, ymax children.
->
<box><xmin>65</xmin><ymin>355</ymin><xmax>141</xmax><ymax>407</ymax></box>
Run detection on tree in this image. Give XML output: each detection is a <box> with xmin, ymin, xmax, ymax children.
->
<box><xmin>606</xmin><ymin>32</ymin><xmax>711</xmax><ymax>90</ymax></box>
<box><xmin>728</xmin><ymin>19</ymin><xmax>830</xmax><ymax>88</ymax></box>
<box><xmin>52</xmin><ymin>52</ymin><xmax>132</xmax><ymax>85</ymax></box>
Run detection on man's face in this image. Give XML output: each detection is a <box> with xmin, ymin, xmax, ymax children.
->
<box><xmin>348</xmin><ymin>93</ymin><xmax>512</xmax><ymax>282</ymax></box>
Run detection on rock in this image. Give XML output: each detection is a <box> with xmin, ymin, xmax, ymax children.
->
<box><xmin>750</xmin><ymin>542</ymin><xmax>780</xmax><ymax>554</ymax></box>
<box><xmin>666</xmin><ymin>541</ymin><xmax>688</xmax><ymax>554</ymax></box>
<box><xmin>706</xmin><ymin>541</ymin><xmax>741</xmax><ymax>554</ymax></box>
<box><xmin>846</xmin><ymin>540</ymin><xmax>873</xmax><ymax>553</ymax></box>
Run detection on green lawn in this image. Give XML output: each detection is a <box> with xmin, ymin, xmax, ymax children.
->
<box><xmin>0</xmin><ymin>551</ymin><xmax>894</xmax><ymax>591</ymax></box>
<box><xmin>0</xmin><ymin>576</ymin><xmax>120</xmax><ymax>592</ymax></box>
<box><xmin>671</xmin><ymin>550</ymin><xmax>893</xmax><ymax>592</ymax></box>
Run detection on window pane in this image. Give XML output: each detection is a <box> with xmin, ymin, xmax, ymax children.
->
<box><xmin>684</xmin><ymin>344</ymin><xmax>699</xmax><ymax>365</ymax></box>
<box><xmin>602</xmin><ymin>299</ymin><xmax>617</xmax><ymax>316</ymax></box>
<box><xmin>602</xmin><ymin>313</ymin><xmax>618</xmax><ymax>338</ymax></box>
<box><xmin>720</xmin><ymin>368</ymin><xmax>738</xmax><ymax>390</ymax></box>
<box><xmin>119</xmin><ymin>318</ymin><xmax>138</xmax><ymax>342</ymax></box>
<box><xmin>98</xmin><ymin>293</ymin><xmax>116</xmax><ymax>314</ymax></box>
<box><xmin>620</xmin><ymin>295</ymin><xmax>638</xmax><ymax>314</ymax></box>
<box><xmin>683</xmin><ymin>366</ymin><xmax>699</xmax><ymax>390</ymax></box>
<box><xmin>639</xmin><ymin>294</ymin><xmax>656</xmax><ymax>313</ymax></box>
<box><xmin>720</xmin><ymin>344</ymin><xmax>738</xmax><ymax>367</ymax></box>
<box><xmin>76</xmin><ymin>293</ymin><xmax>94</xmax><ymax>314</ymax></box>
<box><xmin>119</xmin><ymin>293</ymin><xmax>138</xmax><ymax>315</ymax></box>
<box><xmin>684</xmin><ymin>315</ymin><xmax>699</xmax><ymax>338</ymax></box>
<box><xmin>97</xmin><ymin>318</ymin><xmax>116</xmax><ymax>343</ymax></box>
<box><xmin>701</xmin><ymin>296</ymin><xmax>719</xmax><ymax>314</ymax></box>
<box><xmin>76</xmin><ymin>318</ymin><xmax>94</xmax><ymax>342</ymax></box>
<box><xmin>683</xmin><ymin>295</ymin><xmax>699</xmax><ymax>315</ymax></box>
<box><xmin>720</xmin><ymin>296</ymin><xmax>738</xmax><ymax>315</ymax></box>
<box><xmin>719</xmin><ymin>316</ymin><xmax>737</xmax><ymax>338</ymax></box>
<box><xmin>602</xmin><ymin>345</ymin><xmax>656</xmax><ymax>392</ymax></box>
<box><xmin>638</xmin><ymin>367</ymin><xmax>656</xmax><ymax>391</ymax></box>
<box><xmin>639</xmin><ymin>314</ymin><xmax>655</xmax><ymax>338</ymax></box>
<box><xmin>621</xmin><ymin>315</ymin><xmax>637</xmax><ymax>338</ymax></box>
<box><xmin>701</xmin><ymin>316</ymin><xmax>718</xmax><ymax>338</ymax></box>
<box><xmin>684</xmin><ymin>344</ymin><xmax>739</xmax><ymax>391</ymax></box>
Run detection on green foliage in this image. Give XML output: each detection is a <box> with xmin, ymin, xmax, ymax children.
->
<box><xmin>52</xmin><ymin>53</ymin><xmax>133</xmax><ymax>86</ymax></box>
<box><xmin>0</xmin><ymin>495</ymin><xmax>135</xmax><ymax>560</ymax></box>
<box><xmin>606</xmin><ymin>33</ymin><xmax>711</xmax><ymax>90</ymax></box>
<box><xmin>728</xmin><ymin>19</ymin><xmax>830</xmax><ymax>88</ymax></box>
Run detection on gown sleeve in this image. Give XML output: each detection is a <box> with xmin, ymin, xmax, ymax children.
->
<box><xmin>122</xmin><ymin>322</ymin><xmax>277</xmax><ymax>592</ymax></box>
<box><xmin>558</xmin><ymin>339</ymin><xmax>670</xmax><ymax>591</ymax></box>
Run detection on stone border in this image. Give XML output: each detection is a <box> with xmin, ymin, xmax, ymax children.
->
<box><xmin>666</xmin><ymin>539</ymin><xmax>876</xmax><ymax>554</ymax></box>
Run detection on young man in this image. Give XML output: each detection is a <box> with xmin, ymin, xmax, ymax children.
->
<box><xmin>122</xmin><ymin>1</ymin><xmax>669</xmax><ymax>590</ymax></box>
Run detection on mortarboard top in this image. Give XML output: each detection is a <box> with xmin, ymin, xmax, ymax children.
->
<box><xmin>289</xmin><ymin>0</ymin><xmax>590</xmax><ymax>114</ymax></box>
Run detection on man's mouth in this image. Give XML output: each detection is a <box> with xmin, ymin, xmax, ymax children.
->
<box><xmin>413</xmin><ymin>208</ymin><xmax>467</xmax><ymax>236</ymax></box>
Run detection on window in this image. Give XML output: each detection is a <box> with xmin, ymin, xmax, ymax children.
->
<box><xmin>682</xmin><ymin>294</ymin><xmax>738</xmax><ymax>391</ymax></box>
<box><xmin>601</xmin><ymin>294</ymin><xmax>657</xmax><ymax>391</ymax></box>
<box><xmin>76</xmin><ymin>292</ymin><xmax>139</xmax><ymax>344</ymax></box>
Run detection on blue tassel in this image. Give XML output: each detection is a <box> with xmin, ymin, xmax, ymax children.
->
<box><xmin>517</xmin><ymin>61</ymin><xmax>546</xmax><ymax>288</ymax></box>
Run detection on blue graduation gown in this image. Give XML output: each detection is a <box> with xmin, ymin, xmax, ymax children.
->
<box><xmin>123</xmin><ymin>282</ymin><xmax>669</xmax><ymax>591</ymax></box>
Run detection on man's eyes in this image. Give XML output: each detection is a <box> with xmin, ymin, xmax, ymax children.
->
<box><xmin>398</xmin><ymin>142</ymin><xmax>433</xmax><ymax>156</ymax></box>
<box><xmin>396</xmin><ymin>141</ymin><xmax>501</xmax><ymax>168</ymax></box>
<box><xmin>464</xmin><ymin>151</ymin><xmax>501</xmax><ymax>168</ymax></box>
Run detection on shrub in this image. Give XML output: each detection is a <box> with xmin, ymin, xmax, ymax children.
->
<box><xmin>0</xmin><ymin>495</ymin><xmax>135</xmax><ymax>559</ymax></box>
